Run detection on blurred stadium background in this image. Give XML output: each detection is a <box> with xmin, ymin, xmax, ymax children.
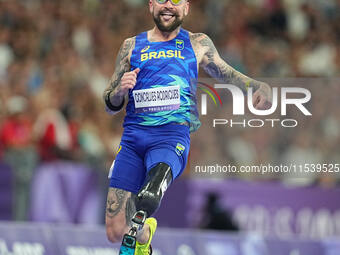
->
<box><xmin>0</xmin><ymin>0</ymin><xmax>340</xmax><ymax>254</ymax></box>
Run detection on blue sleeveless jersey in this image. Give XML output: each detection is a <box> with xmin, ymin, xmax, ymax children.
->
<box><xmin>123</xmin><ymin>28</ymin><xmax>200</xmax><ymax>132</ymax></box>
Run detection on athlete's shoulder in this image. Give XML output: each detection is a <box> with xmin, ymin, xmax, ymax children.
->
<box><xmin>188</xmin><ymin>31</ymin><xmax>205</xmax><ymax>38</ymax></box>
<box><xmin>122</xmin><ymin>36</ymin><xmax>136</xmax><ymax>48</ymax></box>
<box><xmin>188</xmin><ymin>32</ymin><xmax>215</xmax><ymax>51</ymax></box>
<box><xmin>118</xmin><ymin>36</ymin><xmax>137</xmax><ymax>62</ymax></box>
<box><xmin>188</xmin><ymin>32</ymin><xmax>212</xmax><ymax>45</ymax></box>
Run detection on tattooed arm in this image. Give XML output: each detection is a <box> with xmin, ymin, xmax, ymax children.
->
<box><xmin>190</xmin><ymin>33</ymin><xmax>271</xmax><ymax>109</ymax></box>
<box><xmin>103</xmin><ymin>37</ymin><xmax>137</xmax><ymax>114</ymax></box>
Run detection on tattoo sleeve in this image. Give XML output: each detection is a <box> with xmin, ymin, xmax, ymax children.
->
<box><xmin>103</xmin><ymin>37</ymin><xmax>135</xmax><ymax>106</ymax></box>
<box><xmin>196</xmin><ymin>33</ymin><xmax>266</xmax><ymax>93</ymax></box>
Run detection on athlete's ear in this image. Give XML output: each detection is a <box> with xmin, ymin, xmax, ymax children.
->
<box><xmin>149</xmin><ymin>0</ymin><xmax>154</xmax><ymax>14</ymax></box>
<box><xmin>184</xmin><ymin>0</ymin><xmax>189</xmax><ymax>16</ymax></box>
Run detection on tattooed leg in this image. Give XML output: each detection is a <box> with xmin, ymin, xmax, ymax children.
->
<box><xmin>105</xmin><ymin>188</ymin><xmax>132</xmax><ymax>242</ymax></box>
<box><xmin>105</xmin><ymin>188</ymin><xmax>150</xmax><ymax>244</ymax></box>
<box><xmin>106</xmin><ymin>189</ymin><xmax>128</xmax><ymax>218</ymax></box>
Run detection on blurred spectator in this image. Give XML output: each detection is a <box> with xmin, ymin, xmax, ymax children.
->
<box><xmin>33</xmin><ymin>89</ymin><xmax>75</xmax><ymax>162</ymax></box>
<box><xmin>0</xmin><ymin>27</ymin><xmax>14</xmax><ymax>80</ymax></box>
<box><xmin>0</xmin><ymin>95</ymin><xmax>38</xmax><ymax>221</ymax></box>
<box><xmin>281</xmin><ymin>131</ymin><xmax>323</xmax><ymax>186</ymax></box>
<box><xmin>200</xmin><ymin>193</ymin><xmax>238</xmax><ymax>231</ymax></box>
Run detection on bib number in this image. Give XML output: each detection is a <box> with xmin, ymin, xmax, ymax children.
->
<box><xmin>133</xmin><ymin>85</ymin><xmax>180</xmax><ymax>113</ymax></box>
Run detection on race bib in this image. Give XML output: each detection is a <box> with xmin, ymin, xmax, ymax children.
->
<box><xmin>133</xmin><ymin>85</ymin><xmax>180</xmax><ymax>113</ymax></box>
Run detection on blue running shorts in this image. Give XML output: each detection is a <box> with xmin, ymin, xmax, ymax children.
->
<box><xmin>109</xmin><ymin>124</ymin><xmax>190</xmax><ymax>194</ymax></box>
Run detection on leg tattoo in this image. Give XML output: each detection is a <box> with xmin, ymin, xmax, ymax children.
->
<box><xmin>125</xmin><ymin>194</ymin><xmax>136</xmax><ymax>227</ymax></box>
<box><xmin>106</xmin><ymin>188</ymin><xmax>128</xmax><ymax>218</ymax></box>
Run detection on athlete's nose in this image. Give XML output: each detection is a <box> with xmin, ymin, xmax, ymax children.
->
<box><xmin>163</xmin><ymin>0</ymin><xmax>175</xmax><ymax>8</ymax></box>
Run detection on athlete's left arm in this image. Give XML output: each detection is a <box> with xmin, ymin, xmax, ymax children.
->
<box><xmin>190</xmin><ymin>33</ymin><xmax>271</xmax><ymax>109</ymax></box>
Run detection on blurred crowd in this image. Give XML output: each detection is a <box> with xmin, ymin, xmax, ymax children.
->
<box><xmin>0</xmin><ymin>0</ymin><xmax>340</xmax><ymax>221</ymax></box>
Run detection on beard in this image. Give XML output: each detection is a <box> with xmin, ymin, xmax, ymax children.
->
<box><xmin>153</xmin><ymin>10</ymin><xmax>184</xmax><ymax>32</ymax></box>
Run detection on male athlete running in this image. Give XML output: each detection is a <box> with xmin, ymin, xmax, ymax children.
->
<box><xmin>104</xmin><ymin>0</ymin><xmax>271</xmax><ymax>254</ymax></box>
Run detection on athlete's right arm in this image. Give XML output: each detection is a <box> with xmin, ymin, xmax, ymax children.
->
<box><xmin>103</xmin><ymin>37</ymin><xmax>138</xmax><ymax>114</ymax></box>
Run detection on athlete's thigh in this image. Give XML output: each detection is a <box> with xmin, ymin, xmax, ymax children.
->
<box><xmin>109</xmin><ymin>133</ymin><xmax>146</xmax><ymax>193</ymax></box>
<box><xmin>145</xmin><ymin>125</ymin><xmax>190</xmax><ymax>179</ymax></box>
<box><xmin>106</xmin><ymin>146</ymin><xmax>143</xmax><ymax>230</ymax></box>
<box><xmin>105</xmin><ymin>188</ymin><xmax>136</xmax><ymax>232</ymax></box>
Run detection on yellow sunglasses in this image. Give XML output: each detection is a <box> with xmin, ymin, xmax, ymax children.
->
<box><xmin>156</xmin><ymin>0</ymin><xmax>184</xmax><ymax>6</ymax></box>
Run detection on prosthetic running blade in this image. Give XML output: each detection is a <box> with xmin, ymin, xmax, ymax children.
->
<box><xmin>119</xmin><ymin>211</ymin><xmax>147</xmax><ymax>255</ymax></box>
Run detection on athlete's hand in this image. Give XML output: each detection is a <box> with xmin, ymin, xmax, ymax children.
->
<box><xmin>116</xmin><ymin>68</ymin><xmax>140</xmax><ymax>97</ymax></box>
<box><xmin>252</xmin><ymin>83</ymin><xmax>272</xmax><ymax>110</ymax></box>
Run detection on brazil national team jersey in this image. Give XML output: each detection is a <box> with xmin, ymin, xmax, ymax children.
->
<box><xmin>124</xmin><ymin>28</ymin><xmax>200</xmax><ymax>132</ymax></box>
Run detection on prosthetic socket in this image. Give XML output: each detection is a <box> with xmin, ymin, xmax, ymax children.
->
<box><xmin>135</xmin><ymin>163</ymin><xmax>173</xmax><ymax>217</ymax></box>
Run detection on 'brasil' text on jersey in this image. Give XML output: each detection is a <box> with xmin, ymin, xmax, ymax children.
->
<box><xmin>141</xmin><ymin>50</ymin><xmax>185</xmax><ymax>62</ymax></box>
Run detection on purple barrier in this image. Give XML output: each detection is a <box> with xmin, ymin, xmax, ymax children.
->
<box><xmin>187</xmin><ymin>179</ymin><xmax>340</xmax><ymax>239</ymax></box>
<box><xmin>154</xmin><ymin>179</ymin><xmax>190</xmax><ymax>228</ymax></box>
<box><xmin>30</xmin><ymin>161</ymin><xmax>101</xmax><ymax>224</ymax></box>
<box><xmin>0</xmin><ymin>222</ymin><xmax>58</xmax><ymax>254</ymax></box>
<box><xmin>26</xmin><ymin>161</ymin><xmax>340</xmax><ymax>241</ymax></box>
<box><xmin>0</xmin><ymin>162</ymin><xmax>12</xmax><ymax>220</ymax></box>
<box><xmin>0</xmin><ymin>222</ymin><xmax>338</xmax><ymax>255</ymax></box>
<box><xmin>27</xmin><ymin>162</ymin><xmax>340</xmax><ymax>241</ymax></box>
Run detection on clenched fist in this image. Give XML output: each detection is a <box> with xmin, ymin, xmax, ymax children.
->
<box><xmin>252</xmin><ymin>83</ymin><xmax>272</xmax><ymax>110</ymax></box>
<box><xmin>115</xmin><ymin>68</ymin><xmax>140</xmax><ymax>97</ymax></box>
